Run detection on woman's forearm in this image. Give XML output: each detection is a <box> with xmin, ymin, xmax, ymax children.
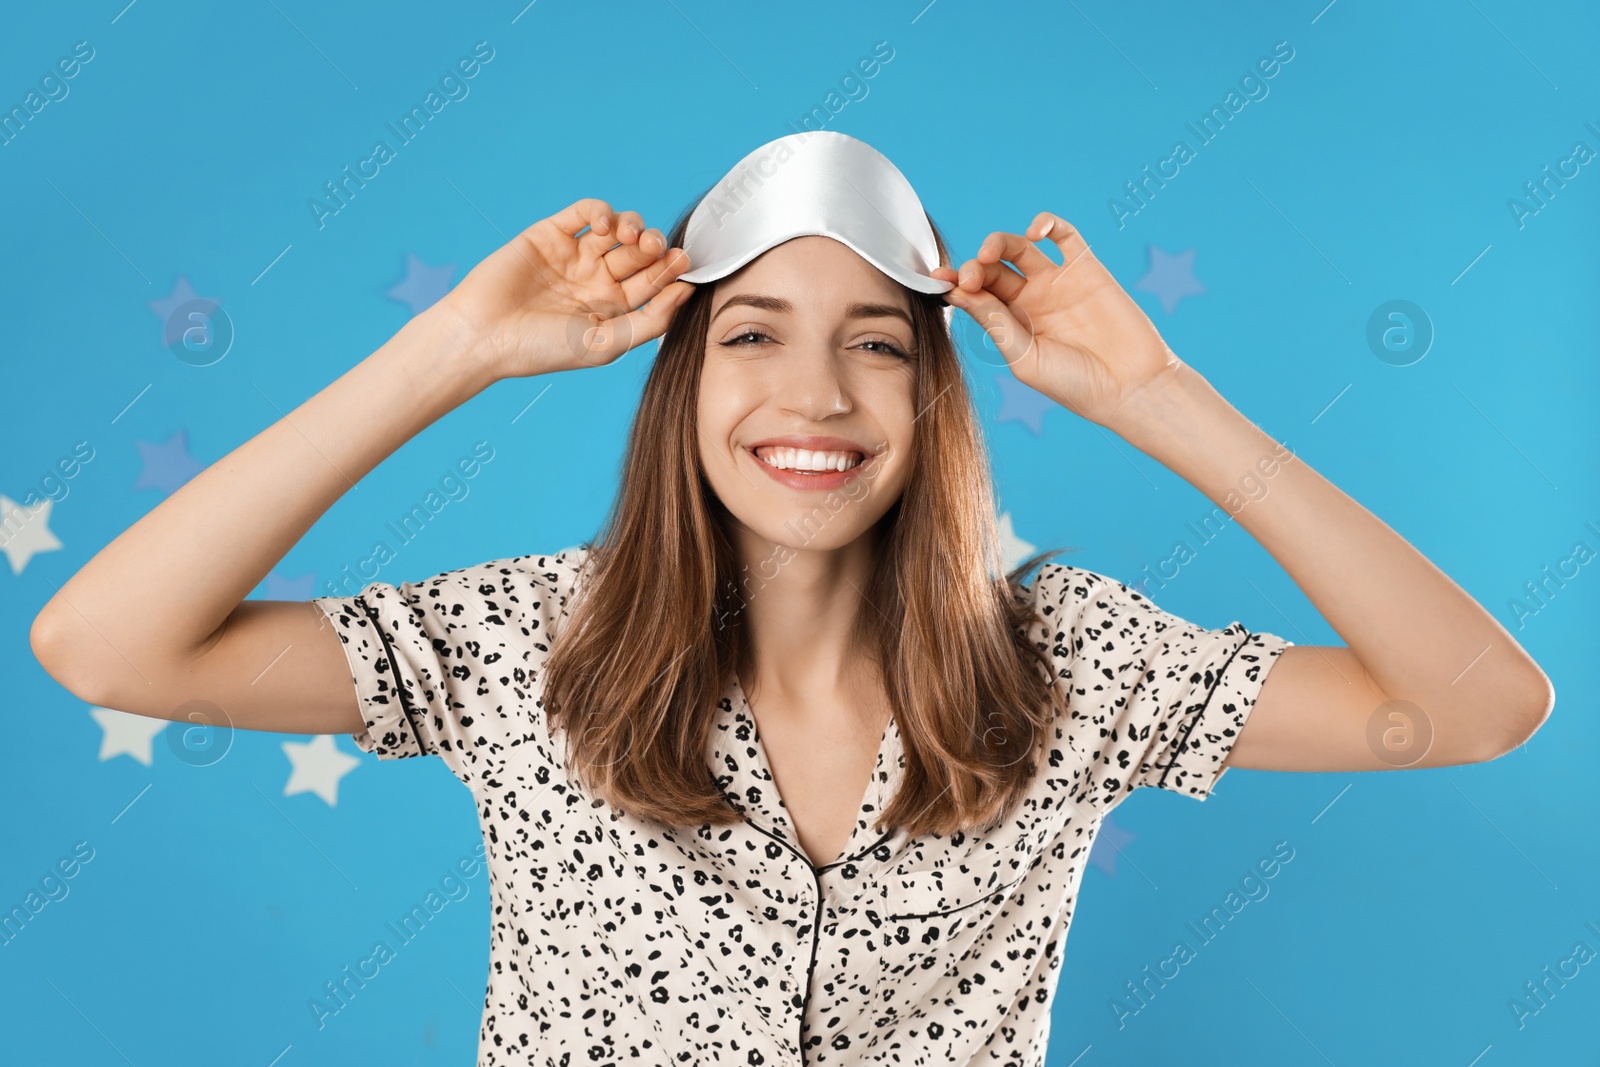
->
<box><xmin>32</xmin><ymin>305</ymin><xmax>494</xmax><ymax>691</ymax></box>
<box><xmin>1105</xmin><ymin>360</ymin><xmax>1551</xmax><ymax>743</ymax></box>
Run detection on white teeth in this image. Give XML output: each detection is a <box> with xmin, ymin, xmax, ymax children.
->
<box><xmin>755</xmin><ymin>446</ymin><xmax>863</xmax><ymax>472</ymax></box>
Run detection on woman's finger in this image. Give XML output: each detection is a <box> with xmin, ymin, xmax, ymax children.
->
<box><xmin>603</xmin><ymin>226</ymin><xmax>668</xmax><ymax>282</ymax></box>
<box><xmin>943</xmin><ymin>283</ymin><xmax>1033</xmax><ymax>367</ymax></box>
<box><xmin>587</xmin><ymin>281</ymin><xmax>696</xmax><ymax>363</ymax></box>
<box><xmin>1027</xmin><ymin>212</ymin><xmax>1094</xmax><ymax>274</ymax></box>
<box><xmin>978</xmin><ymin>230</ymin><xmax>1058</xmax><ymax>279</ymax></box>
<box><xmin>625</xmin><ymin>280</ymin><xmax>696</xmax><ymax>346</ymax></box>
<box><xmin>544</xmin><ymin>197</ymin><xmax>614</xmax><ymax>240</ymax></box>
<box><xmin>579</xmin><ymin>208</ymin><xmax>641</xmax><ymax>257</ymax></box>
<box><xmin>617</xmin><ymin>245</ymin><xmax>691</xmax><ymax>309</ymax></box>
<box><xmin>957</xmin><ymin>255</ymin><xmax>1027</xmax><ymax>304</ymax></box>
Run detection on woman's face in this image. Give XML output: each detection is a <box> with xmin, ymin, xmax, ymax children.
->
<box><xmin>696</xmin><ymin>235</ymin><xmax>919</xmax><ymax>554</ymax></box>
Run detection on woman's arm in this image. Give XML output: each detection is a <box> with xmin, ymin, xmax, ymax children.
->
<box><xmin>1104</xmin><ymin>359</ymin><xmax>1551</xmax><ymax>770</ymax></box>
<box><xmin>29</xmin><ymin>309</ymin><xmax>491</xmax><ymax>735</ymax></box>
<box><xmin>29</xmin><ymin>199</ymin><xmax>692</xmax><ymax>735</ymax></box>
<box><xmin>935</xmin><ymin>212</ymin><xmax>1552</xmax><ymax>772</ymax></box>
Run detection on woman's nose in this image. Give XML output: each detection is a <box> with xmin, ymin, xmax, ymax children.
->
<box><xmin>777</xmin><ymin>347</ymin><xmax>851</xmax><ymax>418</ymax></box>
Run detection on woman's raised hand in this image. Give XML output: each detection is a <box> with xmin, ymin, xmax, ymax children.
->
<box><xmin>436</xmin><ymin>197</ymin><xmax>695</xmax><ymax>379</ymax></box>
<box><xmin>933</xmin><ymin>212</ymin><xmax>1181</xmax><ymax>433</ymax></box>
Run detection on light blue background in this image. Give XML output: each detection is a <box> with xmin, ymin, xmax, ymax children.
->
<box><xmin>3</xmin><ymin>1</ymin><xmax>1596</xmax><ymax>1063</ymax></box>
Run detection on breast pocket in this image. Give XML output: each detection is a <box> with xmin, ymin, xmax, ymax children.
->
<box><xmin>864</xmin><ymin>800</ymin><xmax>1058</xmax><ymax>985</ymax></box>
<box><xmin>881</xmin><ymin>867</ymin><xmax>1024</xmax><ymax>922</ymax></box>
<box><xmin>866</xmin><ymin>859</ymin><xmax>1032</xmax><ymax>989</ymax></box>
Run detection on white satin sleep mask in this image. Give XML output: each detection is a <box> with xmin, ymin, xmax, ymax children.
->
<box><xmin>676</xmin><ymin>131</ymin><xmax>955</xmax><ymax>323</ymax></box>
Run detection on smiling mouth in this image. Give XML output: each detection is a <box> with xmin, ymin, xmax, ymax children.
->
<box><xmin>750</xmin><ymin>445</ymin><xmax>867</xmax><ymax>475</ymax></box>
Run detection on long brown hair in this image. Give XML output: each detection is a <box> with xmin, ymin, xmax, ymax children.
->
<box><xmin>540</xmin><ymin>193</ymin><xmax>1078</xmax><ymax>839</ymax></box>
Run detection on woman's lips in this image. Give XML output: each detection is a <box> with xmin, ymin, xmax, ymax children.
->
<box><xmin>746</xmin><ymin>447</ymin><xmax>876</xmax><ymax>492</ymax></box>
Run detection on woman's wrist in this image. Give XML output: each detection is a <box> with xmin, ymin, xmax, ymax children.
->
<box><xmin>1105</xmin><ymin>360</ymin><xmax>1242</xmax><ymax>472</ymax></box>
<box><xmin>1103</xmin><ymin>359</ymin><xmax>1221</xmax><ymax>456</ymax></box>
<box><xmin>387</xmin><ymin>301</ymin><xmax>507</xmax><ymax>405</ymax></box>
<box><xmin>1106</xmin><ymin>359</ymin><xmax>1287</xmax><ymax>507</ymax></box>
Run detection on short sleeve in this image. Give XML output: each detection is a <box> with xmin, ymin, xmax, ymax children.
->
<box><xmin>311</xmin><ymin>546</ymin><xmax>591</xmax><ymax>785</ymax></box>
<box><xmin>1029</xmin><ymin>563</ymin><xmax>1292</xmax><ymax>809</ymax></box>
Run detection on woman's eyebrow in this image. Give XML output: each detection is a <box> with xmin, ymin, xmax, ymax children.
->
<box><xmin>847</xmin><ymin>302</ymin><xmax>913</xmax><ymax>328</ymax></box>
<box><xmin>712</xmin><ymin>293</ymin><xmax>791</xmax><ymax>320</ymax></box>
<box><xmin>711</xmin><ymin>293</ymin><xmax>912</xmax><ymax>328</ymax></box>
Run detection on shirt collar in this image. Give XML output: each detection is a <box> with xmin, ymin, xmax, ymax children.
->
<box><xmin>709</xmin><ymin>670</ymin><xmax>905</xmax><ymax>866</ymax></box>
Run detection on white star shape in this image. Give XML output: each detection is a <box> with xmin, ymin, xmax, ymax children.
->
<box><xmin>282</xmin><ymin>735</ymin><xmax>361</xmax><ymax>806</ymax></box>
<box><xmin>0</xmin><ymin>495</ymin><xmax>63</xmax><ymax>575</ymax></box>
<box><xmin>997</xmin><ymin>511</ymin><xmax>1037</xmax><ymax>573</ymax></box>
<box><xmin>90</xmin><ymin>707</ymin><xmax>169</xmax><ymax>765</ymax></box>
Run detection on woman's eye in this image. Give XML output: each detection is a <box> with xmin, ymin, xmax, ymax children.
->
<box><xmin>718</xmin><ymin>331</ymin><xmax>910</xmax><ymax>359</ymax></box>
<box><xmin>860</xmin><ymin>339</ymin><xmax>911</xmax><ymax>359</ymax></box>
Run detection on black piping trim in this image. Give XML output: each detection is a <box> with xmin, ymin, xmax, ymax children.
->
<box><xmin>884</xmin><ymin>872</ymin><xmax>1026</xmax><ymax>922</ymax></box>
<box><xmin>711</xmin><ymin>779</ymin><xmax>823</xmax><ymax>1064</ymax></box>
<box><xmin>800</xmin><ymin>864</ymin><xmax>824</xmax><ymax>1064</ymax></box>
<box><xmin>732</xmin><ymin>813</ymin><xmax>899</xmax><ymax>1060</ymax></box>
<box><xmin>354</xmin><ymin>594</ymin><xmax>426</xmax><ymax>756</ymax></box>
<box><xmin>815</xmin><ymin>827</ymin><xmax>896</xmax><ymax>876</ymax></box>
<box><xmin>1155</xmin><ymin>629</ymin><xmax>1252</xmax><ymax>791</ymax></box>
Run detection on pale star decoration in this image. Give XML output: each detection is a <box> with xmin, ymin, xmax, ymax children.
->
<box><xmin>133</xmin><ymin>430</ymin><xmax>205</xmax><ymax>496</ymax></box>
<box><xmin>1088</xmin><ymin>811</ymin><xmax>1136</xmax><ymax>877</ymax></box>
<box><xmin>282</xmin><ymin>734</ymin><xmax>361</xmax><ymax>806</ymax></box>
<box><xmin>90</xmin><ymin>706</ymin><xmax>170</xmax><ymax>766</ymax></box>
<box><xmin>1133</xmin><ymin>245</ymin><xmax>1206</xmax><ymax>314</ymax></box>
<box><xmin>146</xmin><ymin>276</ymin><xmax>223</xmax><ymax>347</ymax></box>
<box><xmin>264</xmin><ymin>571</ymin><xmax>317</xmax><ymax>599</ymax></box>
<box><xmin>385</xmin><ymin>253</ymin><xmax>457</xmax><ymax>317</ymax></box>
<box><xmin>0</xmin><ymin>495</ymin><xmax>63</xmax><ymax>575</ymax></box>
<box><xmin>994</xmin><ymin>374</ymin><xmax>1054</xmax><ymax>435</ymax></box>
<box><xmin>996</xmin><ymin>512</ymin><xmax>1037</xmax><ymax>573</ymax></box>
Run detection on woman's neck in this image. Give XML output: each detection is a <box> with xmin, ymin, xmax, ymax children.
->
<box><xmin>731</xmin><ymin>528</ymin><xmax>884</xmax><ymax>701</ymax></box>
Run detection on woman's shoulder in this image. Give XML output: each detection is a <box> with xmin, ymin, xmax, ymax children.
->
<box><xmin>423</xmin><ymin>543</ymin><xmax>591</xmax><ymax>585</ymax></box>
<box><xmin>1018</xmin><ymin>559</ymin><xmax>1232</xmax><ymax>648</ymax></box>
<box><xmin>368</xmin><ymin>544</ymin><xmax>596</xmax><ymax>625</ymax></box>
<box><xmin>1018</xmin><ymin>558</ymin><xmax>1263</xmax><ymax>676</ymax></box>
<box><xmin>1020</xmin><ymin>560</ymin><xmax>1145</xmax><ymax>616</ymax></box>
<box><xmin>471</xmin><ymin>543</ymin><xmax>593</xmax><ymax>590</ymax></box>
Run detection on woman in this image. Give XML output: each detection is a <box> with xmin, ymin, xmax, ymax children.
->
<box><xmin>31</xmin><ymin>131</ymin><xmax>1552</xmax><ymax>1064</ymax></box>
